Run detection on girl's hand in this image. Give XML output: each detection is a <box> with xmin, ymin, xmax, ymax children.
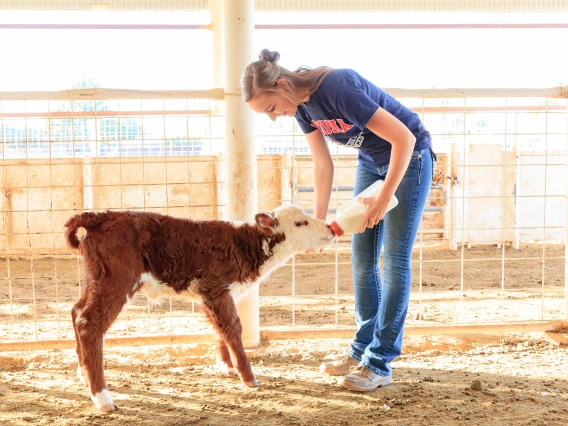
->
<box><xmin>357</xmin><ymin>195</ymin><xmax>391</xmax><ymax>233</ymax></box>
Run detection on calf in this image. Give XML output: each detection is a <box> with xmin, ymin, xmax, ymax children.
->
<box><xmin>65</xmin><ymin>205</ymin><xmax>335</xmax><ymax>412</ymax></box>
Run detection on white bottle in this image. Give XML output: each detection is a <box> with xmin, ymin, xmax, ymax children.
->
<box><xmin>329</xmin><ymin>180</ymin><xmax>398</xmax><ymax>236</ymax></box>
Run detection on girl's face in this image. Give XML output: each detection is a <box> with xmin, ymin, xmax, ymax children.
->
<box><xmin>246</xmin><ymin>91</ymin><xmax>299</xmax><ymax>122</ymax></box>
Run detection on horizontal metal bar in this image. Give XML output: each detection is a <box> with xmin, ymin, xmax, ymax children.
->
<box><xmin>0</xmin><ymin>110</ymin><xmax>213</xmax><ymax>119</ymax></box>
<box><xmin>300</xmin><ymin>185</ymin><xmax>447</xmax><ymax>193</ymax></box>
<box><xmin>0</xmin><ymin>88</ymin><xmax>225</xmax><ymax>101</ymax></box>
<box><xmin>304</xmin><ymin>206</ymin><xmax>443</xmax><ymax>214</ymax></box>
<box><xmin>0</xmin><ymin>334</ymin><xmax>216</xmax><ymax>352</ymax></box>
<box><xmin>263</xmin><ymin>319</ymin><xmax>568</xmax><ymax>339</ymax></box>
<box><xmin>0</xmin><ymin>24</ymin><xmax>209</xmax><ymax>30</ymax></box>
<box><xmin>1</xmin><ymin>1</ymin><xmax>565</xmax><ymax>13</ymax></box>
<box><xmin>297</xmin><ymin>186</ymin><xmax>354</xmax><ymax>192</ymax></box>
<box><xmin>2</xmin><ymin>24</ymin><xmax>567</xmax><ymax>31</ymax></box>
<box><xmin>1</xmin><ymin>87</ymin><xmax>566</xmax><ymax>101</ymax></box>
<box><xmin>257</xmin><ymin>23</ymin><xmax>568</xmax><ymax>30</ymax></box>
<box><xmin>1</xmin><ymin>320</ymin><xmax>565</xmax><ymax>352</ymax></box>
<box><xmin>386</xmin><ymin>87</ymin><xmax>568</xmax><ymax>99</ymax></box>
<box><xmin>304</xmin><ymin>209</ymin><xmax>337</xmax><ymax>214</ymax></box>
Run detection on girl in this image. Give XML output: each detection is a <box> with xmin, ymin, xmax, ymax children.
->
<box><xmin>241</xmin><ymin>49</ymin><xmax>434</xmax><ymax>392</ymax></box>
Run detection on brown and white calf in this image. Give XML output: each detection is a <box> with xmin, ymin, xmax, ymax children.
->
<box><xmin>65</xmin><ymin>204</ymin><xmax>334</xmax><ymax>412</ymax></box>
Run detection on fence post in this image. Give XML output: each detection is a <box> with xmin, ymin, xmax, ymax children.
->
<box><xmin>83</xmin><ymin>155</ymin><xmax>94</xmax><ymax>211</ymax></box>
<box><xmin>216</xmin><ymin>153</ymin><xmax>226</xmax><ymax>220</ymax></box>
<box><xmin>281</xmin><ymin>151</ymin><xmax>291</xmax><ymax>205</ymax></box>
<box><xmin>222</xmin><ymin>0</ymin><xmax>259</xmax><ymax>347</ymax></box>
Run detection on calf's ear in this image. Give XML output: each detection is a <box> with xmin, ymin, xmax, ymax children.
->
<box><xmin>255</xmin><ymin>212</ymin><xmax>277</xmax><ymax>229</ymax></box>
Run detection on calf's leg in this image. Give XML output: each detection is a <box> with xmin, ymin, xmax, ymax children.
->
<box><xmin>202</xmin><ymin>292</ymin><xmax>257</xmax><ymax>386</ymax></box>
<box><xmin>74</xmin><ymin>287</ymin><xmax>128</xmax><ymax>411</ymax></box>
<box><xmin>71</xmin><ymin>298</ymin><xmax>88</xmax><ymax>386</ymax></box>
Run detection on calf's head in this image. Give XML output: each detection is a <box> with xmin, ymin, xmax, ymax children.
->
<box><xmin>255</xmin><ymin>204</ymin><xmax>335</xmax><ymax>253</ymax></box>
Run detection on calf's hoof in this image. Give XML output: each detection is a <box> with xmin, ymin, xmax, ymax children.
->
<box><xmin>99</xmin><ymin>404</ymin><xmax>116</xmax><ymax>412</ymax></box>
<box><xmin>243</xmin><ymin>379</ymin><xmax>259</xmax><ymax>387</ymax></box>
<box><xmin>91</xmin><ymin>389</ymin><xmax>114</xmax><ymax>412</ymax></box>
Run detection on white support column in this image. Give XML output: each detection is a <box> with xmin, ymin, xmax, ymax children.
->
<box><xmin>223</xmin><ymin>0</ymin><xmax>259</xmax><ymax>347</ymax></box>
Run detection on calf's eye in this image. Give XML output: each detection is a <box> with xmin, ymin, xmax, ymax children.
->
<box><xmin>295</xmin><ymin>221</ymin><xmax>302</xmax><ymax>227</ymax></box>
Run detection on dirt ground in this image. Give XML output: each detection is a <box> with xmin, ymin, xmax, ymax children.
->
<box><xmin>1</xmin><ymin>334</ymin><xmax>567</xmax><ymax>426</ymax></box>
<box><xmin>0</xmin><ymin>243</ymin><xmax>567</xmax><ymax>425</ymax></box>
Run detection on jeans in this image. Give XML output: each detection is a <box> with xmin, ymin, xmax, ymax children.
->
<box><xmin>347</xmin><ymin>148</ymin><xmax>434</xmax><ymax>377</ymax></box>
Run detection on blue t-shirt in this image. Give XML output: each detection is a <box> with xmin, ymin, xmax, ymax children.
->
<box><xmin>295</xmin><ymin>69</ymin><xmax>432</xmax><ymax>168</ymax></box>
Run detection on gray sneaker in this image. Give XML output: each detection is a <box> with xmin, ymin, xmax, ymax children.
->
<box><xmin>319</xmin><ymin>355</ymin><xmax>359</xmax><ymax>376</ymax></box>
<box><xmin>338</xmin><ymin>365</ymin><xmax>392</xmax><ymax>391</ymax></box>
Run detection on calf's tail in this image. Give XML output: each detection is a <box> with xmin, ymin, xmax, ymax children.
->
<box><xmin>64</xmin><ymin>211</ymin><xmax>108</xmax><ymax>249</ymax></box>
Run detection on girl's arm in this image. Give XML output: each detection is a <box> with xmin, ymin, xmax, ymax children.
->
<box><xmin>305</xmin><ymin>129</ymin><xmax>334</xmax><ymax>221</ymax></box>
<box><xmin>359</xmin><ymin>107</ymin><xmax>416</xmax><ymax>232</ymax></box>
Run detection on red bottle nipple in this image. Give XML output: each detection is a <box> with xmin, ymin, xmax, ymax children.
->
<box><xmin>329</xmin><ymin>221</ymin><xmax>344</xmax><ymax>237</ymax></box>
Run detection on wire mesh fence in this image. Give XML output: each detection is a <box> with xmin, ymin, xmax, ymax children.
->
<box><xmin>0</xmin><ymin>87</ymin><xmax>566</xmax><ymax>348</ymax></box>
<box><xmin>0</xmin><ymin>90</ymin><xmax>226</xmax><ymax>344</ymax></box>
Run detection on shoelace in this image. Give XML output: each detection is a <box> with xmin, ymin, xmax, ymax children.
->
<box><xmin>348</xmin><ymin>365</ymin><xmax>371</xmax><ymax>376</ymax></box>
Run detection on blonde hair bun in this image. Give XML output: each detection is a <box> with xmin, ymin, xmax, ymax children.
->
<box><xmin>259</xmin><ymin>49</ymin><xmax>280</xmax><ymax>64</ymax></box>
